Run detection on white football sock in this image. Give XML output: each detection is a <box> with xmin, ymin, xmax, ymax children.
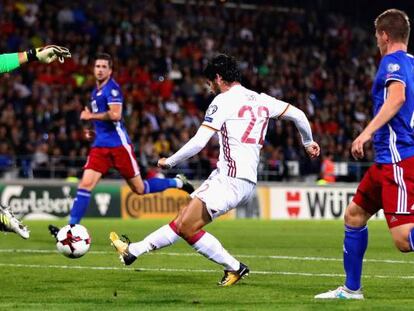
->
<box><xmin>192</xmin><ymin>232</ymin><xmax>240</xmax><ymax>271</ymax></box>
<box><xmin>174</xmin><ymin>178</ymin><xmax>183</xmax><ymax>188</ymax></box>
<box><xmin>128</xmin><ymin>224</ymin><xmax>180</xmax><ymax>257</ymax></box>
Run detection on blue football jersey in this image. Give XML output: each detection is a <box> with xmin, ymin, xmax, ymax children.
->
<box><xmin>89</xmin><ymin>78</ymin><xmax>131</xmax><ymax>147</ymax></box>
<box><xmin>371</xmin><ymin>50</ymin><xmax>414</xmax><ymax>163</ymax></box>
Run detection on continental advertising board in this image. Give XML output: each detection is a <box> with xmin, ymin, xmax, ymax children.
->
<box><xmin>263</xmin><ymin>186</ymin><xmax>384</xmax><ymax>220</ymax></box>
<box><xmin>121</xmin><ymin>187</ymin><xmax>235</xmax><ymax>219</ymax></box>
<box><xmin>0</xmin><ymin>183</ymin><xmax>120</xmax><ymax>219</ymax></box>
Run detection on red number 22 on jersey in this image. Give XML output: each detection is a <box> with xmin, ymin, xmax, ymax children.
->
<box><xmin>238</xmin><ymin>105</ymin><xmax>269</xmax><ymax>145</ymax></box>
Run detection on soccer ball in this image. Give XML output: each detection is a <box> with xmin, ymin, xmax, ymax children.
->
<box><xmin>56</xmin><ymin>224</ymin><xmax>91</xmax><ymax>258</ymax></box>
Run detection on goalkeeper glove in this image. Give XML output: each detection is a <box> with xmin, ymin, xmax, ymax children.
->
<box><xmin>26</xmin><ymin>45</ymin><xmax>71</xmax><ymax>64</ymax></box>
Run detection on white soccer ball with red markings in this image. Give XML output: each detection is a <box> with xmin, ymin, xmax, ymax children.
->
<box><xmin>56</xmin><ymin>224</ymin><xmax>91</xmax><ymax>258</ymax></box>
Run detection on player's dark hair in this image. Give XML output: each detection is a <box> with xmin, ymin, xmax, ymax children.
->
<box><xmin>95</xmin><ymin>53</ymin><xmax>113</xmax><ymax>69</ymax></box>
<box><xmin>203</xmin><ymin>54</ymin><xmax>241</xmax><ymax>83</ymax></box>
<box><xmin>375</xmin><ymin>9</ymin><xmax>410</xmax><ymax>43</ymax></box>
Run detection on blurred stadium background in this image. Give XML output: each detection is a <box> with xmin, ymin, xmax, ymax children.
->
<box><xmin>2</xmin><ymin>0</ymin><xmax>413</xmax><ymax>218</ymax></box>
<box><xmin>1</xmin><ymin>0</ymin><xmax>412</xmax><ymax>183</ymax></box>
<box><xmin>1</xmin><ymin>1</ymin><xmax>414</xmax><ymax>309</ymax></box>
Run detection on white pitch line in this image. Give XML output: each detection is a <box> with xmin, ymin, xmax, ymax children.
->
<box><xmin>0</xmin><ymin>248</ymin><xmax>413</xmax><ymax>265</ymax></box>
<box><xmin>0</xmin><ymin>262</ymin><xmax>412</xmax><ymax>280</ymax></box>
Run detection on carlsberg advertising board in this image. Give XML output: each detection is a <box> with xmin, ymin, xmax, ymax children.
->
<box><xmin>0</xmin><ymin>183</ymin><xmax>120</xmax><ymax>219</ymax></box>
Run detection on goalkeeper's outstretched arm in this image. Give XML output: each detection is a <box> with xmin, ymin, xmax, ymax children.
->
<box><xmin>0</xmin><ymin>45</ymin><xmax>71</xmax><ymax>74</ymax></box>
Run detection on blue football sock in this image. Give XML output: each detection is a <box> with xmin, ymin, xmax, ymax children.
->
<box><xmin>409</xmin><ymin>227</ymin><xmax>414</xmax><ymax>251</ymax></box>
<box><xmin>344</xmin><ymin>225</ymin><xmax>368</xmax><ymax>291</ymax></box>
<box><xmin>143</xmin><ymin>178</ymin><xmax>178</xmax><ymax>194</ymax></box>
<box><xmin>69</xmin><ymin>189</ymin><xmax>91</xmax><ymax>224</ymax></box>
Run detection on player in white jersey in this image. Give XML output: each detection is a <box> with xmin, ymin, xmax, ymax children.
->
<box><xmin>110</xmin><ymin>54</ymin><xmax>320</xmax><ymax>286</ymax></box>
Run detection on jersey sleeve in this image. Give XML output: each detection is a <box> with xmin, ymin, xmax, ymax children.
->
<box><xmin>107</xmin><ymin>86</ymin><xmax>123</xmax><ymax>105</ymax></box>
<box><xmin>202</xmin><ymin>95</ymin><xmax>229</xmax><ymax>130</ymax></box>
<box><xmin>380</xmin><ymin>54</ymin><xmax>407</xmax><ymax>87</ymax></box>
<box><xmin>0</xmin><ymin>53</ymin><xmax>20</xmax><ymax>73</ymax></box>
<box><xmin>260</xmin><ymin>93</ymin><xmax>290</xmax><ymax>118</ymax></box>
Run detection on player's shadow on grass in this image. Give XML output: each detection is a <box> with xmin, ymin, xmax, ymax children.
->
<box><xmin>132</xmin><ymin>269</ymin><xmax>227</xmax><ymax>286</ymax></box>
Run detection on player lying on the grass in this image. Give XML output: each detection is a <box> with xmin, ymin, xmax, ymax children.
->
<box><xmin>49</xmin><ymin>53</ymin><xmax>194</xmax><ymax>237</ymax></box>
<box><xmin>110</xmin><ymin>53</ymin><xmax>320</xmax><ymax>286</ymax></box>
<box><xmin>315</xmin><ymin>9</ymin><xmax>414</xmax><ymax>300</ymax></box>
<box><xmin>0</xmin><ymin>45</ymin><xmax>71</xmax><ymax>239</ymax></box>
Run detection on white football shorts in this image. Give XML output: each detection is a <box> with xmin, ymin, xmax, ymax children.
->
<box><xmin>191</xmin><ymin>169</ymin><xmax>255</xmax><ymax>219</ymax></box>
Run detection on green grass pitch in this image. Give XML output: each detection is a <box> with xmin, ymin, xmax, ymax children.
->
<box><xmin>0</xmin><ymin>219</ymin><xmax>413</xmax><ymax>310</ymax></box>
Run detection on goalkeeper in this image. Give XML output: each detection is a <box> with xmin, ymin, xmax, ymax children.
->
<box><xmin>0</xmin><ymin>45</ymin><xmax>71</xmax><ymax>239</ymax></box>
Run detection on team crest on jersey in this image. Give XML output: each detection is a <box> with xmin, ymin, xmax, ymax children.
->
<box><xmin>204</xmin><ymin>105</ymin><xmax>217</xmax><ymax>122</ymax></box>
<box><xmin>206</xmin><ymin>105</ymin><xmax>218</xmax><ymax>116</ymax></box>
<box><xmin>111</xmin><ymin>89</ymin><xmax>119</xmax><ymax>97</ymax></box>
<box><xmin>387</xmin><ymin>63</ymin><xmax>400</xmax><ymax>73</ymax></box>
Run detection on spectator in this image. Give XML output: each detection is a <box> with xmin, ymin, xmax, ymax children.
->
<box><xmin>320</xmin><ymin>152</ymin><xmax>336</xmax><ymax>183</ymax></box>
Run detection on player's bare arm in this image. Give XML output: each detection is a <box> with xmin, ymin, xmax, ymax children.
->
<box><xmin>80</xmin><ymin>104</ymin><xmax>122</xmax><ymax>122</ymax></box>
<box><xmin>351</xmin><ymin>81</ymin><xmax>405</xmax><ymax>159</ymax></box>
<box><xmin>157</xmin><ymin>125</ymin><xmax>217</xmax><ymax>169</ymax></box>
<box><xmin>17</xmin><ymin>52</ymin><xmax>29</xmax><ymax>65</ymax></box>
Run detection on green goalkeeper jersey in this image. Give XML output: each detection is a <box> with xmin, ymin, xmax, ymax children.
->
<box><xmin>0</xmin><ymin>53</ymin><xmax>20</xmax><ymax>73</ymax></box>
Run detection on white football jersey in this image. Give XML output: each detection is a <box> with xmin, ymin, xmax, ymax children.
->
<box><xmin>202</xmin><ymin>84</ymin><xmax>290</xmax><ymax>183</ymax></box>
